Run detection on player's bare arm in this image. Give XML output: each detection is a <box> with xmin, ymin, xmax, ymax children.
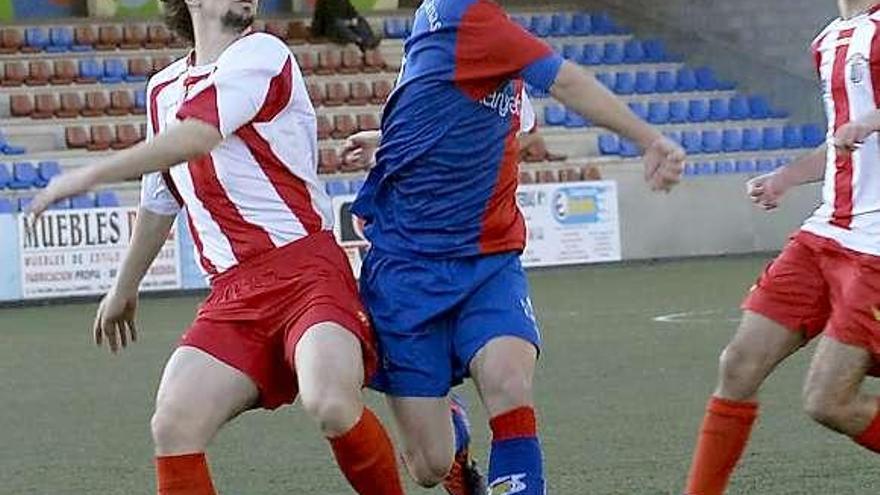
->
<box><xmin>28</xmin><ymin>120</ymin><xmax>222</xmax><ymax>217</ymax></box>
<box><xmin>94</xmin><ymin>209</ymin><xmax>176</xmax><ymax>354</ymax></box>
<box><xmin>549</xmin><ymin>61</ymin><xmax>686</xmax><ymax>192</ymax></box>
<box><xmin>342</xmin><ymin>130</ymin><xmax>382</xmax><ymax>169</ymax></box>
<box><xmin>747</xmin><ymin>145</ymin><xmax>827</xmax><ymax>211</ymax></box>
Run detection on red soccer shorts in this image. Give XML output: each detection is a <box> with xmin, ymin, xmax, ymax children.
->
<box><xmin>743</xmin><ymin>230</ymin><xmax>880</xmax><ymax>361</ymax></box>
<box><xmin>179</xmin><ymin>231</ymin><xmax>377</xmax><ymax>409</ymax></box>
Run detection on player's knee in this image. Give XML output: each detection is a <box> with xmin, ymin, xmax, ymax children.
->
<box><xmin>300</xmin><ymin>389</ymin><xmax>361</xmax><ymax>437</ymax></box>
<box><xmin>480</xmin><ymin>369</ymin><xmax>534</xmax><ymax>413</ymax></box>
<box><xmin>150</xmin><ymin>405</ymin><xmax>212</xmax><ymax>452</ymax></box>
<box><xmin>802</xmin><ymin>380</ymin><xmax>851</xmax><ymax>432</ymax></box>
<box><xmin>717</xmin><ymin>343</ymin><xmax>765</xmax><ymax>398</ymax></box>
<box><xmin>403</xmin><ymin>448</ymin><xmax>452</xmax><ymax>487</ymax></box>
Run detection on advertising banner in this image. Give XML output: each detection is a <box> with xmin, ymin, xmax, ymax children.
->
<box><xmin>0</xmin><ymin>214</ymin><xmax>21</xmax><ymax>301</ymax></box>
<box><xmin>18</xmin><ymin>207</ymin><xmax>180</xmax><ymax>299</ymax></box>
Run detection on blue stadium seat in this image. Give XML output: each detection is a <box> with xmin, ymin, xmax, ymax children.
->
<box><xmin>384</xmin><ymin>18</ymin><xmax>408</xmax><ymax>39</ymax></box>
<box><xmin>326</xmin><ymin>180</ymin><xmax>350</xmax><ymax>197</ymax></box>
<box><xmin>96</xmin><ymin>191</ymin><xmax>119</xmax><ymax>207</ymax></box>
<box><xmin>591</xmin><ymin>12</ymin><xmax>615</xmax><ymax>35</ymax></box>
<box><xmin>715</xmin><ymin>160</ymin><xmax>736</xmax><ymax>174</ymax></box>
<box><xmin>688</xmin><ymin>99</ymin><xmax>709</xmax><ymax>123</ymax></box>
<box><xmin>683</xmin><ymin>163</ymin><xmax>698</xmax><ymax>177</ymax></box>
<box><xmin>776</xmin><ymin>157</ymin><xmax>793</xmax><ymax>169</ymax></box>
<box><xmin>647</xmin><ymin>102</ymin><xmax>669</xmax><ymax>124</ymax></box>
<box><xmin>101</xmin><ymin>59</ymin><xmax>127</xmax><ymax>84</ymax></box>
<box><xmin>17</xmin><ymin>197</ymin><xmax>32</xmax><ymax>212</ymax></box>
<box><xmin>614</xmin><ymin>73</ymin><xmax>635</xmax><ymax>95</ymax></box>
<box><xmin>783</xmin><ymin>125</ymin><xmax>803</xmax><ymax>149</ymax></box>
<box><xmin>598</xmin><ymin>134</ymin><xmax>620</xmax><ymax>155</ymax></box>
<box><xmin>595</xmin><ymin>72</ymin><xmax>614</xmax><ymax>88</ymax></box>
<box><xmin>48</xmin><ymin>198</ymin><xmax>71</xmax><ymax>211</ymax></box>
<box><xmin>762</xmin><ymin>127</ymin><xmax>783</xmax><ymax>150</ymax></box>
<box><xmin>675</xmin><ymin>68</ymin><xmax>698</xmax><ymax>92</ymax></box>
<box><xmin>697</xmin><ymin>162</ymin><xmax>715</xmax><ymax>175</ymax></box>
<box><xmin>694</xmin><ymin>67</ymin><xmax>720</xmax><ymax>91</ymax></box>
<box><xmin>550</xmin><ymin>14</ymin><xmax>570</xmax><ymax>36</ymax></box>
<box><xmin>562</xmin><ymin>44</ymin><xmax>579</xmax><ymax>61</ymax></box>
<box><xmin>742</xmin><ymin>128</ymin><xmax>762</xmax><ymax>151</ymax></box>
<box><xmin>0</xmin><ymin>197</ymin><xmax>13</xmax><ymax>214</ymax></box>
<box><xmin>70</xmin><ymin>194</ymin><xmax>95</xmax><ymax>209</ymax></box>
<box><xmin>728</xmin><ymin>96</ymin><xmax>751</xmax><ymax>121</ymax></box>
<box><xmin>620</xmin><ymin>138</ymin><xmax>640</xmax><ymax>158</ymax></box>
<box><xmin>571</xmin><ymin>13</ymin><xmax>591</xmax><ymax>35</ymax></box>
<box><xmin>643</xmin><ymin>39</ymin><xmax>668</xmax><ymax>62</ymax></box>
<box><xmin>544</xmin><ymin>105</ymin><xmax>566</xmax><ymax>126</ymax></box>
<box><xmin>0</xmin><ymin>163</ymin><xmax>9</xmax><ymax>189</ymax></box>
<box><xmin>735</xmin><ymin>159</ymin><xmax>756</xmax><ymax>174</ymax></box>
<box><xmin>37</xmin><ymin>161</ymin><xmax>61</xmax><ymax>187</ymax></box>
<box><xmin>581</xmin><ymin>44</ymin><xmax>602</xmax><ymax>65</ymax></box>
<box><xmin>756</xmin><ymin>159</ymin><xmax>775</xmax><ymax>173</ymax></box>
<box><xmin>530</xmin><ymin>15</ymin><xmax>551</xmax><ymax>37</ymax></box>
<box><xmin>635</xmin><ymin>71</ymin><xmax>656</xmax><ymax>94</ymax></box>
<box><xmin>135</xmin><ymin>88</ymin><xmax>147</xmax><ymax>111</ymax></box>
<box><xmin>702</xmin><ymin>130</ymin><xmax>722</xmax><ymax>154</ymax></box>
<box><xmin>627</xmin><ymin>102</ymin><xmax>648</xmax><ymax>120</ymax></box>
<box><xmin>602</xmin><ymin>42</ymin><xmax>624</xmax><ymax>65</ymax></box>
<box><xmin>709</xmin><ymin>98</ymin><xmax>729</xmax><ymax>121</ymax></box>
<box><xmin>564</xmin><ymin>109</ymin><xmax>588</xmax><ymax>128</ymax></box>
<box><xmin>623</xmin><ymin>40</ymin><xmax>645</xmax><ymax>64</ymax></box>
<box><xmin>48</xmin><ymin>27</ymin><xmax>73</xmax><ymax>53</ymax></box>
<box><xmin>511</xmin><ymin>15</ymin><xmax>529</xmax><ymax>29</ymax></box>
<box><xmin>664</xmin><ymin>131</ymin><xmax>682</xmax><ymax>145</ymax></box>
<box><xmin>802</xmin><ymin>124</ymin><xmax>825</xmax><ymax>147</ymax></box>
<box><xmin>655</xmin><ymin>71</ymin><xmax>676</xmax><ymax>93</ymax></box>
<box><xmin>79</xmin><ymin>59</ymin><xmax>102</xmax><ymax>81</ymax></box>
<box><xmin>769</xmin><ymin>107</ymin><xmax>790</xmax><ymax>119</ymax></box>
<box><xmin>9</xmin><ymin>162</ymin><xmax>38</xmax><ymax>190</ymax></box>
<box><xmin>668</xmin><ymin>101</ymin><xmax>688</xmax><ymax>124</ymax></box>
<box><xmin>748</xmin><ymin>95</ymin><xmax>772</xmax><ymax>119</ymax></box>
<box><xmin>722</xmin><ymin>129</ymin><xmax>743</xmax><ymax>152</ymax></box>
<box><xmin>682</xmin><ymin>131</ymin><xmax>702</xmax><ymax>154</ymax></box>
<box><xmin>25</xmin><ymin>27</ymin><xmax>49</xmax><ymax>51</ymax></box>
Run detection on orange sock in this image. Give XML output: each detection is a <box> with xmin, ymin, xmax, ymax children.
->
<box><xmin>329</xmin><ymin>407</ymin><xmax>405</xmax><ymax>495</ymax></box>
<box><xmin>854</xmin><ymin>400</ymin><xmax>880</xmax><ymax>453</ymax></box>
<box><xmin>155</xmin><ymin>453</ymin><xmax>216</xmax><ymax>495</ymax></box>
<box><xmin>685</xmin><ymin>396</ymin><xmax>758</xmax><ymax>495</ymax></box>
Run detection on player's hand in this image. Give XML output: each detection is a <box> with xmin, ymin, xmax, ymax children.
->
<box><xmin>28</xmin><ymin>168</ymin><xmax>96</xmax><ymax>219</ymax></box>
<box><xmin>642</xmin><ymin>137</ymin><xmax>685</xmax><ymax>192</ymax></box>
<box><xmin>746</xmin><ymin>172</ymin><xmax>788</xmax><ymax>211</ymax></box>
<box><xmin>833</xmin><ymin>120</ymin><xmax>876</xmax><ymax>153</ymax></box>
<box><xmin>341</xmin><ymin>130</ymin><xmax>381</xmax><ymax>170</ymax></box>
<box><xmin>94</xmin><ymin>289</ymin><xmax>138</xmax><ymax>354</ymax></box>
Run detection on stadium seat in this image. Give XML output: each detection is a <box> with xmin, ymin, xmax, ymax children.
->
<box><xmin>0</xmin><ymin>197</ymin><xmax>13</xmax><ymax>213</ymax></box>
<box><xmin>598</xmin><ymin>134</ymin><xmax>620</xmax><ymax>155</ymax></box>
<box><xmin>620</xmin><ymin>138</ymin><xmax>641</xmax><ymax>158</ymax></box>
<box><xmin>783</xmin><ymin>125</ymin><xmax>803</xmax><ymax>149</ymax></box>
<box><xmin>518</xmin><ymin>171</ymin><xmax>535</xmax><ymax>184</ymax></box>
<box><xmin>0</xmin><ymin>28</ymin><xmax>23</xmax><ymax>54</ymax></box>
<box><xmin>530</xmin><ymin>15</ymin><xmax>551</xmax><ymax>37</ymax></box>
<box><xmin>748</xmin><ymin>95</ymin><xmax>772</xmax><ymax>119</ymax></box>
<box><xmin>33</xmin><ymin>94</ymin><xmax>58</xmax><ymax>119</ymax></box>
<box><xmin>627</xmin><ymin>102</ymin><xmax>648</xmax><ymax>121</ymax></box>
<box><xmin>317</xmin><ymin>49</ymin><xmax>342</xmax><ymax>75</ymax></box>
<box><xmin>108</xmin><ymin>90</ymin><xmax>134</xmax><ymax>116</ymax></box>
<box><xmin>581</xmin><ymin>44</ymin><xmax>602</xmax><ymax>65</ymax></box>
<box><xmin>65</xmin><ymin>126</ymin><xmax>89</xmax><ymax>149</ymax></box>
<box><xmin>0</xmin><ymin>131</ymin><xmax>26</xmax><ymax>155</ymax></box>
<box><xmin>536</xmin><ymin>170</ymin><xmax>557</xmax><ymax>184</ymax></box>
<box><xmin>17</xmin><ymin>197</ymin><xmax>32</xmax><ymax>212</ymax></box>
<box><xmin>57</xmin><ymin>92</ymin><xmax>83</xmax><ymax>118</ymax></box>
<box><xmin>562</xmin><ymin>44</ymin><xmax>579</xmax><ymax>61</ymax></box>
<box><xmin>350</xmin><ymin>178</ymin><xmax>366</xmax><ymax>194</ymax></box>
<box><xmin>709</xmin><ymin>98</ymin><xmax>729</xmax><ymax>122</ymax></box>
<box><xmin>340</xmin><ymin>49</ymin><xmax>363</xmax><ymax>74</ymax></box>
<box><xmin>696</xmin><ymin>162</ymin><xmax>715</xmax><ymax>175</ymax></box>
<box><xmin>48</xmin><ymin>27</ymin><xmax>73</xmax><ymax>53</ymax></box>
<box><xmin>318</xmin><ymin>148</ymin><xmax>340</xmax><ymax>174</ymax></box>
<box><xmin>332</xmin><ymin>114</ymin><xmax>357</xmax><ymax>139</ymax></box>
<box><xmin>89</xmin><ymin>125</ymin><xmax>114</xmax><ymax>151</ymax></box>
<box><xmin>364</xmin><ymin>50</ymin><xmax>386</xmax><ymax>72</ymax></box>
<box><xmin>2</xmin><ymin>61</ymin><xmax>26</xmax><ymax>86</ymax></box>
<box><xmin>264</xmin><ymin>21</ymin><xmax>289</xmax><ymax>41</ymax></box>
<box><xmin>715</xmin><ymin>160</ymin><xmax>735</xmax><ymax>174</ymax></box>
<box><xmin>655</xmin><ymin>71</ymin><xmax>675</xmax><ymax>93</ymax></box>
<box><xmin>101</xmin><ymin>59</ymin><xmax>127</xmax><ymax>83</ymax></box>
<box><xmin>762</xmin><ymin>127</ymin><xmax>783</xmax><ymax>150</ymax></box>
<box><xmin>356</xmin><ymin>113</ymin><xmax>380</xmax><ymax>131</ymax></box>
<box><xmin>82</xmin><ymin>91</ymin><xmax>109</xmax><ymax>117</ymax></box>
<box><xmin>152</xmin><ymin>55</ymin><xmax>173</xmax><ymax>74</ymax></box>
<box><xmin>675</xmin><ymin>68</ymin><xmax>698</xmax><ymax>92</ymax></box>
<box><xmin>682</xmin><ymin>131</ymin><xmax>702</xmax><ymax>154</ymax></box>
<box><xmin>623</xmin><ymin>40</ymin><xmax>645</xmax><ymax>64</ymax></box>
<box><xmin>9</xmin><ymin>162</ymin><xmax>38</xmax><ymax>189</ymax></box>
<box><xmin>288</xmin><ymin>20</ymin><xmax>310</xmax><ymax>44</ymax></box>
<box><xmin>70</xmin><ymin>193</ymin><xmax>95</xmax><ymax>209</ymax></box>
<box><xmin>121</xmin><ymin>25</ymin><xmax>146</xmax><ymax>49</ymax></box>
<box><xmin>802</xmin><ymin>124</ymin><xmax>825</xmax><ymax>147</ymax></box>
<box><xmin>296</xmin><ymin>51</ymin><xmax>314</xmax><ymax>75</ymax></box>
<box><xmin>592</xmin><ymin>12</ymin><xmax>625</xmax><ymax>35</ymax></box>
<box><xmin>51</xmin><ymin>59</ymin><xmax>77</xmax><ymax>84</ymax></box>
<box><xmin>614</xmin><ymin>73</ymin><xmax>635</xmax><ymax>95</ymax></box>
<box><xmin>602</xmin><ymin>43</ymin><xmax>624</xmax><ymax>65</ymax></box>
<box><xmin>558</xmin><ymin>168</ymin><xmax>582</xmax><ymax>183</ymax></box>
<box><xmin>127</xmin><ymin>58</ymin><xmax>150</xmax><ymax>82</ymax></box>
<box><xmin>668</xmin><ymin>100</ymin><xmax>688</xmax><ymax>124</ymax></box>
<box><xmin>96</xmin><ymin>191</ymin><xmax>119</xmax><ymax>207</ymax></box>
<box><xmin>571</xmin><ymin>13</ymin><xmax>591</xmax><ymax>35</ymax></box>
<box><xmin>326</xmin><ymin>180</ymin><xmax>350</xmax><ymax>196</ymax></box>
<box><xmin>73</xmin><ymin>26</ymin><xmax>97</xmax><ymax>50</ymax></box>
<box><xmin>112</xmin><ymin>123</ymin><xmax>140</xmax><ymax>148</ymax></box>
<box><xmin>776</xmin><ymin>157</ymin><xmax>793</xmax><ymax>169</ymax></box>
<box><xmin>722</xmin><ymin>129</ymin><xmax>742</xmax><ymax>152</ymax></box>
<box><xmin>694</xmin><ymin>67</ymin><xmax>719</xmax><ymax>91</ymax></box>
<box><xmin>564</xmin><ymin>109</ymin><xmax>588</xmax><ymax>128</ymax></box>
<box><xmin>325</xmin><ymin>82</ymin><xmax>349</xmax><ymax>106</ymax></box>
<box><xmin>550</xmin><ymin>14</ymin><xmax>570</xmax><ymax>36</ymax></box>
<box><xmin>0</xmin><ymin>163</ymin><xmax>10</xmax><ymax>188</ymax></box>
<box><xmin>688</xmin><ymin>100</ymin><xmax>709</xmax><ymax>123</ymax></box>
<box><xmin>729</xmin><ymin>96</ymin><xmax>751</xmax><ymax>121</ymax></box>
<box><xmin>77</xmin><ymin>59</ymin><xmax>101</xmax><ymax>84</ymax></box>
<box><xmin>756</xmin><ymin>159</ymin><xmax>775</xmax><ymax>173</ymax></box>
<box><xmin>316</xmin><ymin>115</ymin><xmax>332</xmax><ymax>140</ymax></box>
<box><xmin>545</xmin><ymin>105</ymin><xmax>566</xmax><ymax>126</ymax></box>
<box><xmin>735</xmin><ymin>159</ymin><xmax>756</xmax><ymax>174</ymax></box>
<box><xmin>97</xmin><ymin>26</ymin><xmax>121</xmax><ymax>50</ymax></box>
<box><xmin>635</xmin><ymin>71</ymin><xmax>656</xmax><ymax>94</ymax></box>
<box><xmin>37</xmin><ymin>161</ymin><xmax>61</xmax><ymax>186</ymax></box>
<box><xmin>10</xmin><ymin>94</ymin><xmax>33</xmax><ymax>117</ymax></box>
<box><xmin>742</xmin><ymin>128</ymin><xmax>762</xmax><ymax>151</ymax></box>
<box><xmin>146</xmin><ymin>24</ymin><xmax>171</xmax><ymax>49</ymax></box>
<box><xmin>595</xmin><ymin>72</ymin><xmax>614</xmax><ymax>89</ymax></box>
<box><xmin>702</xmin><ymin>130</ymin><xmax>722</xmax><ymax>154</ymax></box>
<box><xmin>24</xmin><ymin>28</ymin><xmax>49</xmax><ymax>53</ymax></box>
<box><xmin>307</xmin><ymin>82</ymin><xmax>324</xmax><ymax>107</ymax></box>
<box><xmin>26</xmin><ymin>60</ymin><xmax>51</xmax><ymax>86</ymax></box>
<box><xmin>643</xmin><ymin>39</ymin><xmax>668</xmax><ymax>63</ymax></box>
<box><xmin>647</xmin><ymin>102</ymin><xmax>669</xmax><ymax>125</ymax></box>
<box><xmin>384</xmin><ymin>18</ymin><xmax>408</xmax><ymax>39</ymax></box>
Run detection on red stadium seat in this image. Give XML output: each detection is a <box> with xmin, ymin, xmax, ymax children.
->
<box><xmin>145</xmin><ymin>24</ymin><xmax>171</xmax><ymax>49</ymax></box>
<box><xmin>97</xmin><ymin>25</ymin><xmax>121</xmax><ymax>50</ymax></box>
<box><xmin>74</xmin><ymin>26</ymin><xmax>97</xmax><ymax>49</ymax></box>
<box><xmin>33</xmin><ymin>93</ymin><xmax>58</xmax><ymax>119</ymax></box>
<box><xmin>10</xmin><ymin>94</ymin><xmax>33</xmax><ymax>117</ymax></box>
<box><xmin>83</xmin><ymin>91</ymin><xmax>109</xmax><ymax>117</ymax></box>
<box><xmin>348</xmin><ymin>81</ymin><xmax>371</xmax><ymax>105</ymax></box>
<box><xmin>536</xmin><ymin>170</ymin><xmax>557</xmax><ymax>183</ymax></box>
<box><xmin>356</xmin><ymin>113</ymin><xmax>380</xmax><ymax>131</ymax></box>
<box><xmin>318</xmin><ymin>148</ymin><xmax>340</xmax><ymax>174</ymax></box>
<box><xmin>306</xmin><ymin>82</ymin><xmax>324</xmax><ymax>107</ymax></box>
<box><xmin>152</xmin><ymin>55</ymin><xmax>173</xmax><ymax>74</ymax></box>
<box><xmin>582</xmin><ymin>165</ymin><xmax>602</xmax><ymax>181</ymax></box>
<box><xmin>317</xmin><ymin>49</ymin><xmax>341</xmax><ymax>75</ymax></box>
<box><xmin>65</xmin><ymin>126</ymin><xmax>89</xmax><ymax>149</ymax></box>
<box><xmin>264</xmin><ymin>21</ymin><xmax>289</xmax><ymax>41</ymax></box>
<box><xmin>51</xmin><ymin>59</ymin><xmax>77</xmax><ymax>85</ymax></box>
<box><xmin>324</xmin><ymin>82</ymin><xmax>349</xmax><ymax>107</ymax></box>
<box><xmin>2</xmin><ymin>61</ymin><xmax>26</xmax><ymax>87</ymax></box>
<box><xmin>340</xmin><ymin>49</ymin><xmax>363</xmax><ymax>74</ymax></box>
<box><xmin>113</xmin><ymin>124</ymin><xmax>140</xmax><ymax>149</ymax></box>
<box><xmin>296</xmin><ymin>51</ymin><xmax>315</xmax><ymax>75</ymax></box>
<box><xmin>57</xmin><ymin>92</ymin><xmax>83</xmax><ymax>118</ymax></box>
<box><xmin>289</xmin><ymin>21</ymin><xmax>310</xmax><ymax>44</ymax></box>
<box><xmin>128</xmin><ymin>57</ymin><xmax>151</xmax><ymax>80</ymax></box>
<box><xmin>371</xmin><ymin>79</ymin><xmax>392</xmax><ymax>104</ymax></box>
<box><xmin>558</xmin><ymin>168</ymin><xmax>582</xmax><ymax>183</ymax></box>
<box><xmin>0</xmin><ymin>28</ymin><xmax>23</xmax><ymax>54</ymax></box>
<box><xmin>363</xmin><ymin>50</ymin><xmax>386</xmax><ymax>73</ymax></box>
<box><xmin>518</xmin><ymin>170</ymin><xmax>535</xmax><ymax>184</ymax></box>
<box><xmin>108</xmin><ymin>90</ymin><xmax>134</xmax><ymax>116</ymax></box>
<box><xmin>26</xmin><ymin>60</ymin><xmax>52</xmax><ymax>86</ymax></box>
<box><xmin>332</xmin><ymin>114</ymin><xmax>357</xmax><ymax>139</ymax></box>
<box><xmin>122</xmin><ymin>24</ymin><xmax>147</xmax><ymax>49</ymax></box>
<box><xmin>89</xmin><ymin>125</ymin><xmax>114</xmax><ymax>151</ymax></box>
<box><xmin>316</xmin><ymin>115</ymin><xmax>333</xmax><ymax>140</ymax></box>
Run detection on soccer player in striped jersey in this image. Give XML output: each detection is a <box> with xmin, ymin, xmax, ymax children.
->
<box><xmin>28</xmin><ymin>1</ymin><xmax>405</xmax><ymax>494</ymax></box>
<box><xmin>685</xmin><ymin>2</ymin><xmax>880</xmax><ymax>493</ymax></box>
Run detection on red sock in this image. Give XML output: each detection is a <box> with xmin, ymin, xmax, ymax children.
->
<box><xmin>155</xmin><ymin>453</ymin><xmax>216</xmax><ymax>495</ymax></box>
<box><xmin>854</xmin><ymin>400</ymin><xmax>880</xmax><ymax>453</ymax></box>
<box><xmin>685</xmin><ymin>397</ymin><xmax>758</xmax><ymax>495</ymax></box>
<box><xmin>328</xmin><ymin>407</ymin><xmax>405</xmax><ymax>495</ymax></box>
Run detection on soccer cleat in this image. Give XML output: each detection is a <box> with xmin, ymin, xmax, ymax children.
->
<box><xmin>443</xmin><ymin>393</ymin><xmax>486</xmax><ymax>495</ymax></box>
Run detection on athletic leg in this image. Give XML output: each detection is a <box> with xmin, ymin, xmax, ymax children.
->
<box><xmin>386</xmin><ymin>396</ymin><xmax>457</xmax><ymax>487</ymax></box>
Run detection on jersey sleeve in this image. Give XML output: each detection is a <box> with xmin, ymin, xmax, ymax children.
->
<box><xmin>520</xmin><ymin>90</ymin><xmax>537</xmax><ymax>134</ymax></box>
<box><xmin>454</xmin><ymin>0</ymin><xmax>564</xmax><ymax>98</ymax></box>
<box><xmin>176</xmin><ymin>34</ymin><xmax>294</xmax><ymax>138</ymax></box>
<box><xmin>141</xmin><ymin>82</ymin><xmax>181</xmax><ymax>216</ymax></box>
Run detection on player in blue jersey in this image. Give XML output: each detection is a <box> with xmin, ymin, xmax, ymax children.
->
<box><xmin>342</xmin><ymin>1</ymin><xmax>686</xmax><ymax>493</ymax></box>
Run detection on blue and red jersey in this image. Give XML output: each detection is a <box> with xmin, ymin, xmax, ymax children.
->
<box><xmin>351</xmin><ymin>0</ymin><xmax>563</xmax><ymax>258</ymax></box>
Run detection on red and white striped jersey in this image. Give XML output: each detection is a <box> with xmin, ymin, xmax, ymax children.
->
<box><xmin>802</xmin><ymin>6</ymin><xmax>880</xmax><ymax>255</ymax></box>
<box><xmin>140</xmin><ymin>32</ymin><xmax>332</xmax><ymax>279</ymax></box>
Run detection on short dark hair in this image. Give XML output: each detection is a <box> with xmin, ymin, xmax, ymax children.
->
<box><xmin>161</xmin><ymin>0</ymin><xmax>194</xmax><ymax>44</ymax></box>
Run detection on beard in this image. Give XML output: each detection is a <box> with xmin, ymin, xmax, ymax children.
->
<box><xmin>221</xmin><ymin>9</ymin><xmax>254</xmax><ymax>33</ymax></box>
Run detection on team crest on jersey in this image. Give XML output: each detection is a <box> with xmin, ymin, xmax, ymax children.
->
<box><xmin>490</xmin><ymin>474</ymin><xmax>527</xmax><ymax>495</ymax></box>
<box><xmin>849</xmin><ymin>53</ymin><xmax>868</xmax><ymax>84</ymax></box>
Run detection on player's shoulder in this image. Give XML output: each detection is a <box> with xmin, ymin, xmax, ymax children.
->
<box><xmin>812</xmin><ymin>18</ymin><xmax>842</xmax><ymax>48</ymax></box>
<box><xmin>223</xmin><ymin>32</ymin><xmax>292</xmax><ymax>63</ymax></box>
<box><xmin>146</xmin><ymin>56</ymin><xmax>188</xmax><ymax>92</ymax></box>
